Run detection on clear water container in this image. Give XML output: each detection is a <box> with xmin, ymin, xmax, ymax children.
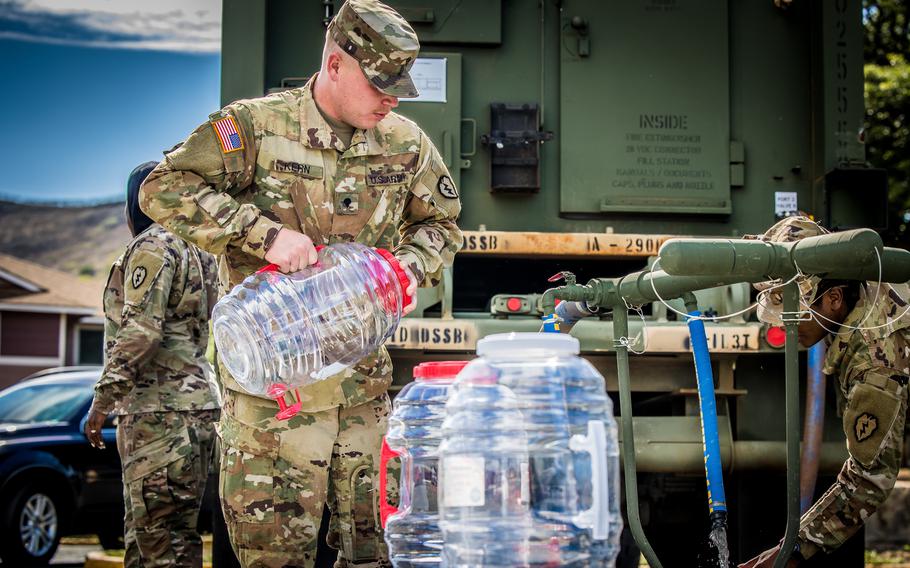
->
<box><xmin>211</xmin><ymin>243</ymin><xmax>412</xmax><ymax>398</ymax></box>
<box><xmin>381</xmin><ymin>361</ymin><xmax>468</xmax><ymax>567</ymax></box>
<box><xmin>563</xmin><ymin>351</ymin><xmax>623</xmax><ymax>566</ymax></box>
<box><xmin>440</xmin><ymin>333</ymin><xmax>619</xmax><ymax>567</ymax></box>
<box><xmin>439</xmin><ymin>366</ymin><xmax>533</xmax><ymax>567</ymax></box>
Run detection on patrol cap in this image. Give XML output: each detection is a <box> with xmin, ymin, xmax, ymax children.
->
<box><xmin>758</xmin><ymin>215</ymin><xmax>828</xmax><ymax>244</ymax></box>
<box><xmin>328</xmin><ymin>0</ymin><xmax>420</xmax><ymax>98</ymax></box>
<box><xmin>753</xmin><ymin>216</ymin><xmax>829</xmax><ymax>319</ymax></box>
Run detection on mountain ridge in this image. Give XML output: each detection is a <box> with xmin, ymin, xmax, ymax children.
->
<box><xmin>0</xmin><ymin>200</ymin><xmax>131</xmax><ymax>278</ymax></box>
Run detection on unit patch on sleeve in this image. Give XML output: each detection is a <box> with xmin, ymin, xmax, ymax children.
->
<box><xmin>854</xmin><ymin>412</ymin><xmax>878</xmax><ymax>442</ymax></box>
<box><xmin>437</xmin><ymin>176</ymin><xmax>458</xmax><ymax>199</ymax></box>
<box><xmin>131</xmin><ymin>266</ymin><xmax>148</xmax><ymax>289</ymax></box>
<box><xmin>211</xmin><ymin>115</ymin><xmax>244</xmax><ymax>153</ymax></box>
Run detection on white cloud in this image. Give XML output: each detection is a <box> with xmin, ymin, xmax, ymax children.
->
<box><xmin>1</xmin><ymin>0</ymin><xmax>221</xmax><ymax>53</ymax></box>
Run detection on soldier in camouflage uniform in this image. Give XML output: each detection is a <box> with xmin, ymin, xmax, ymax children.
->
<box><xmin>740</xmin><ymin>216</ymin><xmax>910</xmax><ymax>567</ymax></box>
<box><xmin>86</xmin><ymin>161</ymin><xmax>221</xmax><ymax>568</ymax></box>
<box><xmin>139</xmin><ymin>1</ymin><xmax>463</xmax><ymax>565</ymax></box>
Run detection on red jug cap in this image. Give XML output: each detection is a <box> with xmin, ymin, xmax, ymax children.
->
<box><xmin>413</xmin><ymin>360</ymin><xmax>469</xmax><ymax>381</ymax></box>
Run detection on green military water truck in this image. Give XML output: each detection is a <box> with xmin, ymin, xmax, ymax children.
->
<box><xmin>219</xmin><ymin>0</ymin><xmax>885</xmax><ymax>565</ymax></box>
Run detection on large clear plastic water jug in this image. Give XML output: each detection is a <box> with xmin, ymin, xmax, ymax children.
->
<box><xmin>563</xmin><ymin>344</ymin><xmax>623</xmax><ymax>566</ymax></box>
<box><xmin>211</xmin><ymin>242</ymin><xmax>412</xmax><ymax>397</ymax></box>
<box><xmin>439</xmin><ymin>364</ymin><xmax>532</xmax><ymax>566</ymax></box>
<box><xmin>381</xmin><ymin>361</ymin><xmax>468</xmax><ymax>567</ymax></box>
<box><xmin>439</xmin><ymin>333</ymin><xmax>620</xmax><ymax>567</ymax></box>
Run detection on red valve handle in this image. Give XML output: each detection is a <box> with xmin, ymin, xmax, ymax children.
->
<box><xmin>379</xmin><ymin>438</ymin><xmax>401</xmax><ymax>528</ymax></box>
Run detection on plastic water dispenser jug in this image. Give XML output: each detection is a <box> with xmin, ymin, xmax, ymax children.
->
<box><xmin>381</xmin><ymin>361</ymin><xmax>468</xmax><ymax>567</ymax></box>
<box><xmin>212</xmin><ymin>242</ymin><xmax>412</xmax><ymax>416</ymax></box>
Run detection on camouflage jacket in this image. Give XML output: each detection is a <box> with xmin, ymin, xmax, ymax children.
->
<box><xmin>797</xmin><ymin>282</ymin><xmax>910</xmax><ymax>559</ymax></box>
<box><xmin>94</xmin><ymin>225</ymin><xmax>220</xmax><ymax>415</ymax></box>
<box><xmin>140</xmin><ymin>77</ymin><xmax>462</xmax><ymax>410</ymax></box>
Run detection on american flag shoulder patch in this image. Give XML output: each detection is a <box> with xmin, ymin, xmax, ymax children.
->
<box><xmin>211</xmin><ymin>115</ymin><xmax>244</xmax><ymax>153</ymax></box>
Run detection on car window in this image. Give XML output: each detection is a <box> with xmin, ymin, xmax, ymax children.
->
<box><xmin>0</xmin><ymin>383</ymin><xmax>92</xmax><ymax>423</ymax></box>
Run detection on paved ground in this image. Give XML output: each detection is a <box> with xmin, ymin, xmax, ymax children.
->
<box><xmin>50</xmin><ymin>542</ymin><xmax>102</xmax><ymax>566</ymax></box>
<box><xmin>0</xmin><ymin>541</ymin><xmax>103</xmax><ymax>566</ymax></box>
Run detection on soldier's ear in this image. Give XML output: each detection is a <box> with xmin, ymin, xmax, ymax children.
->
<box><xmin>326</xmin><ymin>51</ymin><xmax>343</xmax><ymax>80</ymax></box>
<box><xmin>825</xmin><ymin>286</ymin><xmax>845</xmax><ymax>313</ymax></box>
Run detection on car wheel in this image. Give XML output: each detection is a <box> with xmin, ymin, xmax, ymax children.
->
<box><xmin>0</xmin><ymin>484</ymin><xmax>62</xmax><ymax>566</ymax></box>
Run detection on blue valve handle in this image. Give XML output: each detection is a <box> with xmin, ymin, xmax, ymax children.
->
<box><xmin>687</xmin><ymin>310</ymin><xmax>727</xmax><ymax>515</ymax></box>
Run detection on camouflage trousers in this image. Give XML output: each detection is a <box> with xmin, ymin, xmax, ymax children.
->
<box><xmin>117</xmin><ymin>409</ymin><xmax>220</xmax><ymax>568</ymax></box>
<box><xmin>217</xmin><ymin>389</ymin><xmax>395</xmax><ymax>568</ymax></box>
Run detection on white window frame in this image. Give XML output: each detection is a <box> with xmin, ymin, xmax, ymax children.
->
<box><xmin>73</xmin><ymin>322</ymin><xmax>104</xmax><ymax>365</ymax></box>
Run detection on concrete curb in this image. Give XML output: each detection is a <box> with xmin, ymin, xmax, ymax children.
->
<box><xmin>83</xmin><ymin>552</ymin><xmax>125</xmax><ymax>568</ymax></box>
<box><xmin>83</xmin><ymin>552</ymin><xmax>213</xmax><ymax>568</ymax></box>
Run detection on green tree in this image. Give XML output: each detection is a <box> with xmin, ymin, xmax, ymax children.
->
<box><xmin>864</xmin><ymin>0</ymin><xmax>910</xmax><ymax>243</ymax></box>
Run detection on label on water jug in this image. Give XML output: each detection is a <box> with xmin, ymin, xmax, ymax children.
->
<box><xmin>443</xmin><ymin>455</ymin><xmax>485</xmax><ymax>507</ymax></box>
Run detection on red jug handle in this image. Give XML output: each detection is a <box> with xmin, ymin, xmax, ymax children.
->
<box><xmin>373</xmin><ymin>248</ymin><xmax>415</xmax><ymax>309</ymax></box>
<box><xmin>257</xmin><ymin>263</ymin><xmax>280</xmax><ymax>274</ymax></box>
<box><xmin>379</xmin><ymin>437</ymin><xmax>401</xmax><ymax>528</ymax></box>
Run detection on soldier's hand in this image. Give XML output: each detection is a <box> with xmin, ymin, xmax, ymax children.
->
<box><xmin>265</xmin><ymin>228</ymin><xmax>318</xmax><ymax>273</ymax></box>
<box><xmin>84</xmin><ymin>406</ymin><xmax>107</xmax><ymax>449</ymax></box>
<box><xmin>739</xmin><ymin>544</ymin><xmax>800</xmax><ymax>568</ymax></box>
<box><xmin>402</xmin><ymin>265</ymin><xmax>417</xmax><ymax>316</ymax></box>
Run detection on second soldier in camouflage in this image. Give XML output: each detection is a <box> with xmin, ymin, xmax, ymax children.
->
<box><xmin>740</xmin><ymin>216</ymin><xmax>910</xmax><ymax>568</ymax></box>
<box><xmin>87</xmin><ymin>162</ymin><xmax>221</xmax><ymax>567</ymax></box>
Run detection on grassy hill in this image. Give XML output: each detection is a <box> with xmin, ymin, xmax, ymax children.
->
<box><xmin>0</xmin><ymin>200</ymin><xmax>130</xmax><ymax>277</ymax></box>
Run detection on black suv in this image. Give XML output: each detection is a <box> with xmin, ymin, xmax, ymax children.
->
<box><xmin>0</xmin><ymin>367</ymin><xmax>122</xmax><ymax>565</ymax></box>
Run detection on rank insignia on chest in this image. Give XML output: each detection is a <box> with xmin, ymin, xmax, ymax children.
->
<box><xmin>273</xmin><ymin>159</ymin><xmax>324</xmax><ymax>179</ymax></box>
<box><xmin>211</xmin><ymin>116</ymin><xmax>244</xmax><ymax>153</ymax></box>
<box><xmin>335</xmin><ymin>192</ymin><xmax>359</xmax><ymax>215</ymax></box>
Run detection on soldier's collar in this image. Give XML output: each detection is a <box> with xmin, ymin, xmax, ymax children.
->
<box><xmin>343</xmin><ymin>127</ymin><xmax>384</xmax><ymax>158</ymax></box>
<box><xmin>853</xmin><ymin>282</ymin><xmax>910</xmax><ymax>342</ymax></box>
<box><xmin>822</xmin><ymin>282</ymin><xmax>910</xmax><ymax>375</ymax></box>
<box><xmin>301</xmin><ymin>75</ymin><xmax>385</xmax><ymax>156</ymax></box>
<box><xmin>301</xmin><ymin>76</ymin><xmax>346</xmax><ymax>152</ymax></box>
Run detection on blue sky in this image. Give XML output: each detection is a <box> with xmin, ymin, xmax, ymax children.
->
<box><xmin>0</xmin><ymin>0</ymin><xmax>221</xmax><ymax>203</ymax></box>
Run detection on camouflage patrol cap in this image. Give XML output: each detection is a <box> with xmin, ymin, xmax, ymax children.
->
<box><xmin>759</xmin><ymin>215</ymin><xmax>828</xmax><ymax>244</ymax></box>
<box><xmin>753</xmin><ymin>216</ymin><xmax>830</xmax><ymax>323</ymax></box>
<box><xmin>328</xmin><ymin>0</ymin><xmax>420</xmax><ymax>98</ymax></box>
